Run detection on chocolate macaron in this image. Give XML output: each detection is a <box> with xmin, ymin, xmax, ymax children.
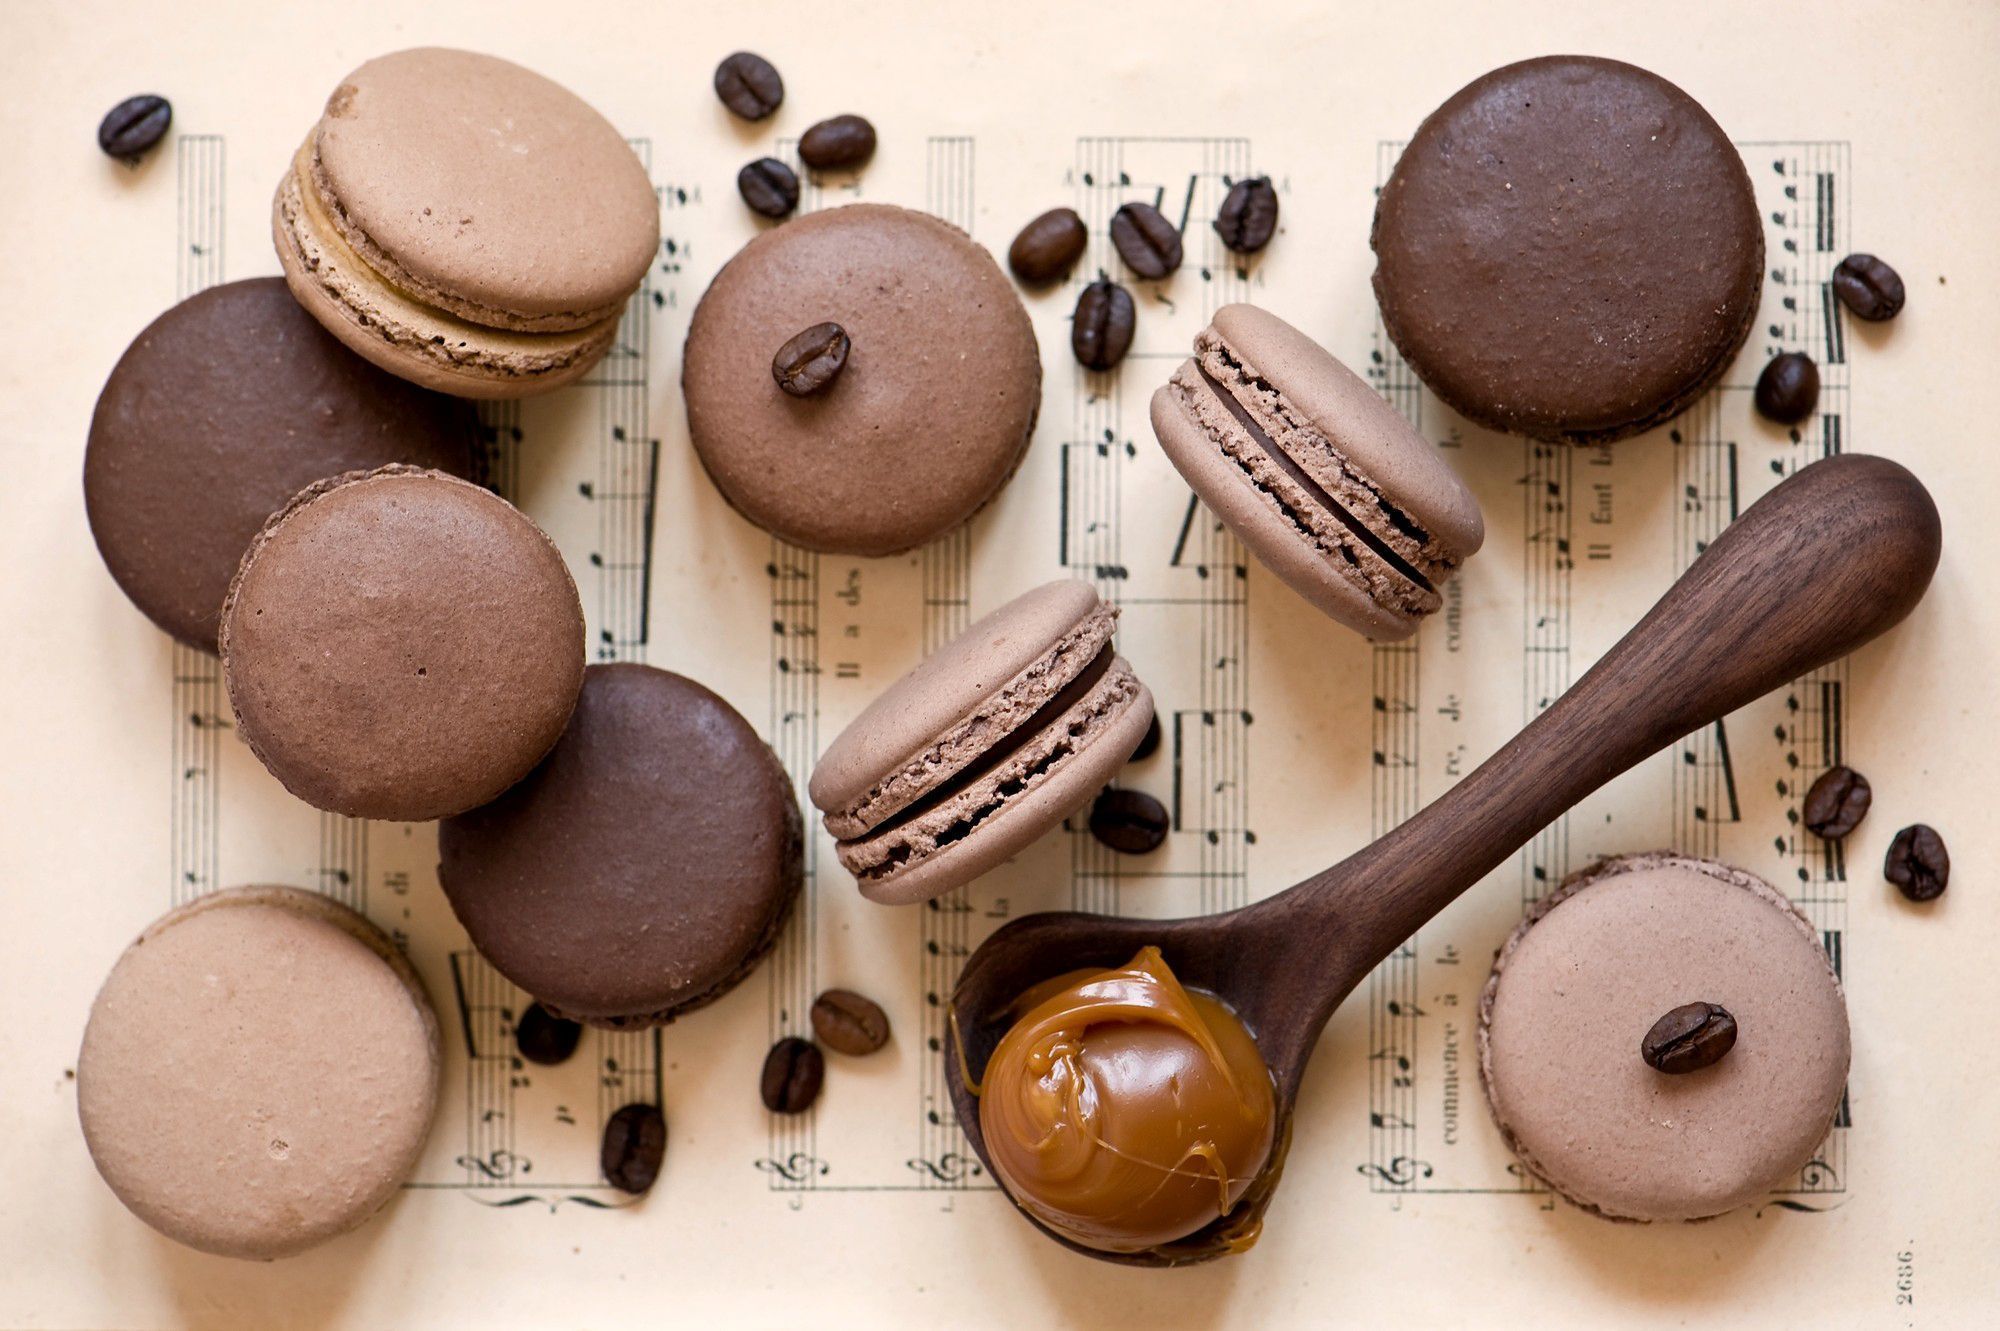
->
<box><xmin>1151</xmin><ymin>304</ymin><xmax>1483</xmax><ymax>639</ymax></box>
<box><xmin>220</xmin><ymin>466</ymin><xmax>584</xmax><ymax>821</ymax></box>
<box><xmin>78</xmin><ymin>887</ymin><xmax>440</xmax><ymax>1259</ymax></box>
<box><xmin>1373</xmin><ymin>56</ymin><xmax>1762</xmax><ymax>443</ymax></box>
<box><xmin>85</xmin><ymin>278</ymin><xmax>476</xmax><ymax>650</ymax></box>
<box><xmin>275</xmin><ymin>47</ymin><xmax>658</xmax><ymax>398</ymax></box>
<box><xmin>1478</xmin><ymin>853</ymin><xmax>1850</xmax><ymax>1221</ymax></box>
<box><xmin>810</xmin><ymin>581</ymin><xmax>1153</xmax><ymax>905</ymax></box>
<box><xmin>439</xmin><ymin>664</ymin><xmax>801</xmax><ymax>1027</ymax></box>
<box><xmin>683</xmin><ymin>203</ymin><xmax>1041</xmax><ymax>556</ymax></box>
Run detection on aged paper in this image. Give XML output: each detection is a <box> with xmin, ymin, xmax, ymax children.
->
<box><xmin>3</xmin><ymin>0</ymin><xmax>1997</xmax><ymax>1325</ymax></box>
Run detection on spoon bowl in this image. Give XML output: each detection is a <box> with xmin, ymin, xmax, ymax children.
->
<box><xmin>948</xmin><ymin>453</ymin><xmax>1941</xmax><ymax>1266</ymax></box>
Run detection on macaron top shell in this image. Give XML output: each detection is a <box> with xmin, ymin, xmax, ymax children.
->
<box><xmin>1478</xmin><ymin>853</ymin><xmax>1850</xmax><ymax>1222</ymax></box>
<box><xmin>77</xmin><ymin>886</ymin><xmax>439</xmax><ymax>1260</ymax></box>
<box><xmin>84</xmin><ymin>278</ymin><xmax>475</xmax><ymax>650</ymax></box>
<box><xmin>438</xmin><ymin>664</ymin><xmax>802</xmax><ymax>1026</ymax></box>
<box><xmin>1372</xmin><ymin>55</ymin><xmax>1761</xmax><ymax>442</ymax></box>
<box><xmin>683</xmin><ymin>203</ymin><xmax>1041</xmax><ymax>556</ymax></box>
<box><xmin>220</xmin><ymin>466</ymin><xmax>584</xmax><ymax>822</ymax></box>
<box><xmin>314</xmin><ymin>47</ymin><xmax>657</xmax><ymax>329</ymax></box>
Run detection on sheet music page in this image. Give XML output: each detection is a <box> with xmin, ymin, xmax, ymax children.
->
<box><xmin>3</xmin><ymin>1</ymin><xmax>1996</xmax><ymax>1325</ymax></box>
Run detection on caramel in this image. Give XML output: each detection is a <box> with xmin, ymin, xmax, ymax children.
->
<box><xmin>976</xmin><ymin>947</ymin><xmax>1275</xmax><ymax>1254</ymax></box>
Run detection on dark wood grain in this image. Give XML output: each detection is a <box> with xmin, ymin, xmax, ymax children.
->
<box><xmin>947</xmin><ymin>453</ymin><xmax>1940</xmax><ymax>1266</ymax></box>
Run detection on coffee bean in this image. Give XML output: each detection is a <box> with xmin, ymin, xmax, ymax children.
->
<box><xmin>772</xmin><ymin>322</ymin><xmax>850</xmax><ymax>397</ymax></box>
<box><xmin>1109</xmin><ymin>202</ymin><xmax>1183</xmax><ymax>280</ymax></box>
<box><xmin>1008</xmin><ymin>207</ymin><xmax>1088</xmax><ymax>285</ymax></box>
<box><xmin>798</xmin><ymin>115</ymin><xmax>875</xmax><ymax>171</ymax></box>
<box><xmin>600</xmin><ymin>1102</ymin><xmax>667</xmax><ymax>1194</ymax></box>
<box><xmin>1071</xmin><ymin>279</ymin><xmax>1135</xmax><ymax>372</ymax></box>
<box><xmin>713</xmin><ymin>51</ymin><xmax>784</xmax><ymax>120</ymax></box>
<box><xmin>1754</xmin><ymin>351</ymin><xmax>1819</xmax><ymax>425</ymax></box>
<box><xmin>1214</xmin><ymin>176</ymin><xmax>1279</xmax><ymax>254</ymax></box>
<box><xmin>1129</xmin><ymin>713</ymin><xmax>1162</xmax><ymax>763</ymax></box>
<box><xmin>1885</xmin><ymin>824</ymin><xmax>1949</xmax><ymax>902</ymax></box>
<box><xmin>761</xmin><ymin>1037</ymin><xmax>825</xmax><ymax>1113</ymax></box>
<box><xmin>514</xmin><ymin>1001</ymin><xmax>583</xmax><ymax>1066</ymax></box>
<box><xmin>98</xmin><ymin>94</ymin><xmax>172</xmax><ymax>163</ymax></box>
<box><xmin>1802</xmin><ymin>765</ymin><xmax>1872</xmax><ymax>841</ymax></box>
<box><xmin>1089</xmin><ymin>788</ymin><xmax>1169</xmax><ymax>854</ymax></box>
<box><xmin>737</xmin><ymin>157</ymin><xmax>800</xmax><ymax>219</ymax></box>
<box><xmin>1640</xmin><ymin>1002</ymin><xmax>1738</xmax><ymax>1074</ymax></box>
<box><xmin>1831</xmin><ymin>253</ymin><xmax>1905</xmax><ymax>322</ymax></box>
<box><xmin>811</xmin><ymin>990</ymin><xmax>891</xmax><ymax>1056</ymax></box>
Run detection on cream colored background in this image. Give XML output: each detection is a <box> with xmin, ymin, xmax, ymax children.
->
<box><xmin>4</xmin><ymin>1</ymin><xmax>1997</xmax><ymax>1326</ymax></box>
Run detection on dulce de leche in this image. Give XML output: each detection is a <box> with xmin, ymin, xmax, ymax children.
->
<box><xmin>975</xmin><ymin>946</ymin><xmax>1275</xmax><ymax>1253</ymax></box>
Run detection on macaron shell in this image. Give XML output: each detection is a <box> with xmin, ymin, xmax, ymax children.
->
<box><xmin>852</xmin><ymin>668</ymin><xmax>1154</xmax><ymax>905</ymax></box>
<box><xmin>1152</xmin><ymin>381</ymin><xmax>1418</xmax><ymax>640</ymax></box>
<box><xmin>682</xmin><ymin>203</ymin><xmax>1041</xmax><ymax>556</ymax></box>
<box><xmin>220</xmin><ymin>466</ymin><xmax>585</xmax><ymax>821</ymax></box>
<box><xmin>77</xmin><ymin>887</ymin><xmax>439</xmax><ymax>1260</ymax></box>
<box><xmin>312</xmin><ymin>48</ymin><xmax>658</xmax><ymax>329</ymax></box>
<box><xmin>1478</xmin><ymin>853</ymin><xmax>1849</xmax><ymax>1222</ymax></box>
<box><xmin>811</xmin><ymin>580</ymin><xmax>1107</xmax><ymax>818</ymax></box>
<box><xmin>83</xmin><ymin>278</ymin><xmax>476</xmax><ymax>650</ymax></box>
<box><xmin>274</xmin><ymin>151</ymin><xmax>619</xmax><ymax>400</ymax></box>
<box><xmin>1207</xmin><ymin>303</ymin><xmax>1483</xmax><ymax>560</ymax></box>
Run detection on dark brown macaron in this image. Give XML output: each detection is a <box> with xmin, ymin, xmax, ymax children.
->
<box><xmin>1372</xmin><ymin>56</ymin><xmax>1763</xmax><ymax>444</ymax></box>
<box><xmin>438</xmin><ymin>664</ymin><xmax>802</xmax><ymax>1027</ymax></box>
<box><xmin>85</xmin><ymin>278</ymin><xmax>477</xmax><ymax>650</ymax></box>
<box><xmin>220</xmin><ymin>465</ymin><xmax>584</xmax><ymax>821</ymax></box>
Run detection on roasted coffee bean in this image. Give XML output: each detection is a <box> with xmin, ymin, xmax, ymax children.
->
<box><xmin>1640</xmin><ymin>1002</ymin><xmax>1738</xmax><ymax>1074</ymax></box>
<box><xmin>772</xmin><ymin>322</ymin><xmax>850</xmax><ymax>396</ymax></box>
<box><xmin>1831</xmin><ymin>253</ymin><xmax>1905</xmax><ymax>322</ymax></box>
<box><xmin>737</xmin><ymin>157</ymin><xmax>800</xmax><ymax>219</ymax></box>
<box><xmin>514</xmin><ymin>1001</ymin><xmax>583</xmax><ymax>1066</ymax></box>
<box><xmin>600</xmin><ymin>1102</ymin><xmax>667</xmax><ymax>1194</ymax></box>
<box><xmin>1109</xmin><ymin>202</ymin><xmax>1183</xmax><ymax>279</ymax></box>
<box><xmin>1754</xmin><ymin>351</ymin><xmax>1819</xmax><ymax>425</ymax></box>
<box><xmin>761</xmin><ymin>1036</ymin><xmax>825</xmax><ymax>1113</ymax></box>
<box><xmin>811</xmin><ymin>989</ymin><xmax>891</xmax><ymax>1056</ymax></box>
<box><xmin>798</xmin><ymin>115</ymin><xmax>876</xmax><ymax>171</ymax></box>
<box><xmin>1071</xmin><ymin>279</ymin><xmax>1135</xmax><ymax>372</ymax></box>
<box><xmin>98</xmin><ymin>94</ymin><xmax>172</xmax><ymax>162</ymax></box>
<box><xmin>1129</xmin><ymin>713</ymin><xmax>1163</xmax><ymax>763</ymax></box>
<box><xmin>1214</xmin><ymin>176</ymin><xmax>1279</xmax><ymax>254</ymax></box>
<box><xmin>1089</xmin><ymin>788</ymin><xmax>1170</xmax><ymax>854</ymax></box>
<box><xmin>713</xmin><ymin>51</ymin><xmax>784</xmax><ymax>120</ymax></box>
<box><xmin>1885</xmin><ymin>824</ymin><xmax>1949</xmax><ymax>902</ymax></box>
<box><xmin>1008</xmin><ymin>207</ymin><xmax>1088</xmax><ymax>285</ymax></box>
<box><xmin>1802</xmin><ymin>765</ymin><xmax>1872</xmax><ymax>841</ymax></box>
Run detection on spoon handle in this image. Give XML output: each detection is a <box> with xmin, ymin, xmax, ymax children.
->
<box><xmin>1269</xmin><ymin>454</ymin><xmax>1939</xmax><ymax>1018</ymax></box>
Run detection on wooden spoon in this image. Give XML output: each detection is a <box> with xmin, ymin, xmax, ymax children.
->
<box><xmin>947</xmin><ymin>453</ymin><xmax>1940</xmax><ymax>1266</ymax></box>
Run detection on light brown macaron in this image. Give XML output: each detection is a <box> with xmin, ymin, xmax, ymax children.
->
<box><xmin>810</xmin><ymin>580</ymin><xmax>1153</xmax><ymax>905</ymax></box>
<box><xmin>683</xmin><ymin>203</ymin><xmax>1041</xmax><ymax>556</ymax></box>
<box><xmin>220</xmin><ymin>466</ymin><xmax>585</xmax><ymax>821</ymax></box>
<box><xmin>78</xmin><ymin>887</ymin><xmax>440</xmax><ymax>1260</ymax></box>
<box><xmin>1151</xmin><ymin>304</ymin><xmax>1483</xmax><ymax>640</ymax></box>
<box><xmin>274</xmin><ymin>47</ymin><xmax>658</xmax><ymax>398</ymax></box>
<box><xmin>1478</xmin><ymin>853</ymin><xmax>1851</xmax><ymax>1222</ymax></box>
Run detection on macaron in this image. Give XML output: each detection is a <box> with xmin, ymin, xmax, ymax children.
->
<box><xmin>77</xmin><ymin>886</ymin><xmax>440</xmax><ymax>1259</ymax></box>
<box><xmin>1372</xmin><ymin>56</ymin><xmax>1762</xmax><ymax>443</ymax></box>
<box><xmin>682</xmin><ymin>203</ymin><xmax>1041</xmax><ymax>556</ymax></box>
<box><xmin>1478</xmin><ymin>853</ymin><xmax>1850</xmax><ymax>1222</ymax></box>
<box><xmin>810</xmin><ymin>580</ymin><xmax>1153</xmax><ymax>905</ymax></box>
<box><xmin>220</xmin><ymin>465</ymin><xmax>584</xmax><ymax>821</ymax></box>
<box><xmin>85</xmin><ymin>278</ymin><xmax>477</xmax><ymax>651</ymax></box>
<box><xmin>274</xmin><ymin>47</ymin><xmax>658</xmax><ymax>398</ymax></box>
<box><xmin>1150</xmin><ymin>304</ymin><xmax>1483</xmax><ymax>640</ymax></box>
<box><xmin>439</xmin><ymin>663</ymin><xmax>801</xmax><ymax>1027</ymax></box>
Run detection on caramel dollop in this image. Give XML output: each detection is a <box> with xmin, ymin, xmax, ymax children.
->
<box><xmin>976</xmin><ymin>947</ymin><xmax>1276</xmax><ymax>1254</ymax></box>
